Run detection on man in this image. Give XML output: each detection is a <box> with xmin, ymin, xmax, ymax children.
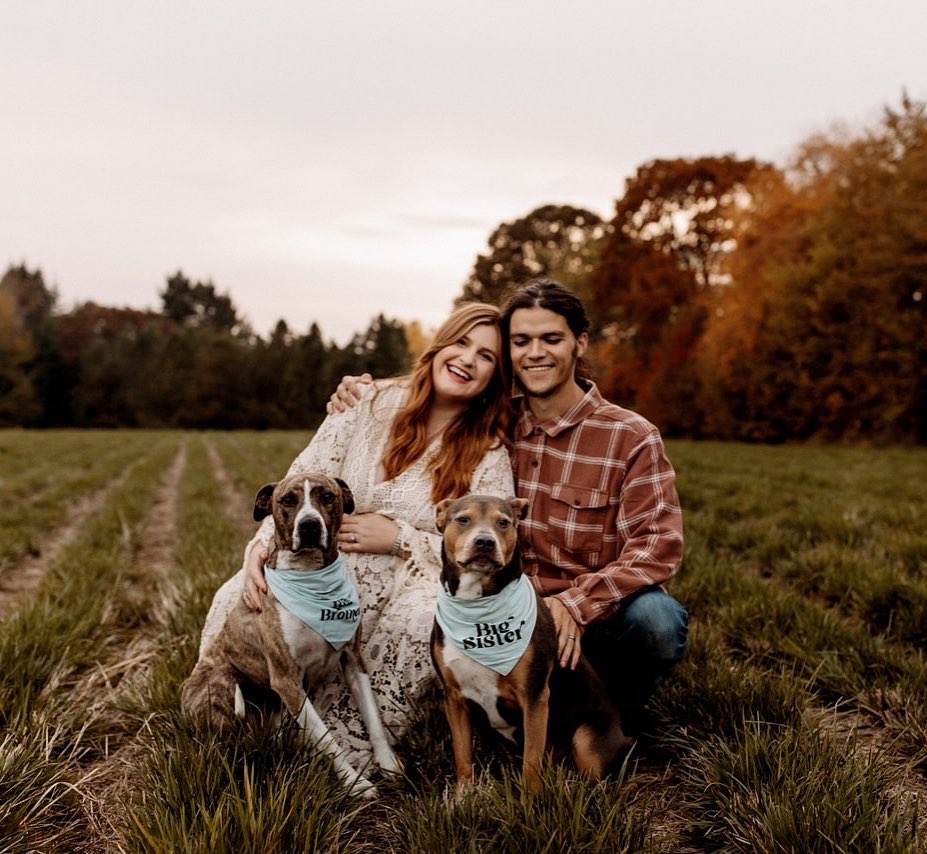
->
<box><xmin>329</xmin><ymin>280</ymin><xmax>688</xmax><ymax>725</ymax></box>
<box><xmin>498</xmin><ymin>280</ymin><xmax>687</xmax><ymax>725</ymax></box>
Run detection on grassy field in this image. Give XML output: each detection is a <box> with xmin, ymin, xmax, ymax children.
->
<box><xmin>0</xmin><ymin>431</ymin><xmax>924</xmax><ymax>852</ymax></box>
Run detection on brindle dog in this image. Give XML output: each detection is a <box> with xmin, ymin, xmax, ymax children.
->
<box><xmin>182</xmin><ymin>472</ymin><xmax>398</xmax><ymax>797</ymax></box>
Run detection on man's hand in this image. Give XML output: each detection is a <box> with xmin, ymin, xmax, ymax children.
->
<box><xmin>243</xmin><ymin>546</ymin><xmax>268</xmax><ymax>611</ymax></box>
<box><xmin>326</xmin><ymin>373</ymin><xmax>373</xmax><ymax>415</ymax></box>
<box><xmin>545</xmin><ymin>597</ymin><xmax>584</xmax><ymax>670</ymax></box>
<box><xmin>338</xmin><ymin>513</ymin><xmax>400</xmax><ymax>555</ymax></box>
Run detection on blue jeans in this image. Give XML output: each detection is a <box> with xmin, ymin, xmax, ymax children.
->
<box><xmin>582</xmin><ymin>589</ymin><xmax>689</xmax><ymax>715</ymax></box>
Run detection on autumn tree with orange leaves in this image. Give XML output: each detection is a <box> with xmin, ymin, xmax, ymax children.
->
<box><xmin>588</xmin><ymin>156</ymin><xmax>771</xmax><ymax>434</ymax></box>
<box><xmin>697</xmin><ymin>94</ymin><xmax>927</xmax><ymax>442</ymax></box>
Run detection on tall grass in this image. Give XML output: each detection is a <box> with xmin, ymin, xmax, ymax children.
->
<box><xmin>681</xmin><ymin>719</ymin><xmax>918</xmax><ymax>851</ymax></box>
<box><xmin>0</xmin><ymin>433</ymin><xmax>924</xmax><ymax>851</ymax></box>
<box><xmin>0</xmin><ymin>435</ymin><xmax>182</xmax><ymax>849</ymax></box>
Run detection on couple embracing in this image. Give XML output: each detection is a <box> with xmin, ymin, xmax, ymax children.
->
<box><xmin>199</xmin><ymin>279</ymin><xmax>688</xmax><ymax>769</ymax></box>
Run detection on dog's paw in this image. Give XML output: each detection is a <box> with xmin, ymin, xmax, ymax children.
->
<box><xmin>351</xmin><ymin>776</ymin><xmax>379</xmax><ymax>800</ymax></box>
<box><xmin>376</xmin><ymin>749</ymin><xmax>402</xmax><ymax>775</ymax></box>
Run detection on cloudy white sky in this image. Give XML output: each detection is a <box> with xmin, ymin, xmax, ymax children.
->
<box><xmin>2</xmin><ymin>1</ymin><xmax>924</xmax><ymax>342</ymax></box>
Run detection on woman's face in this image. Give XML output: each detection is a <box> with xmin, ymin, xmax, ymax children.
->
<box><xmin>431</xmin><ymin>322</ymin><xmax>501</xmax><ymax>406</ymax></box>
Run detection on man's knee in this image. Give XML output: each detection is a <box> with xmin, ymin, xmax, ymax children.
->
<box><xmin>621</xmin><ymin>591</ymin><xmax>689</xmax><ymax>668</ymax></box>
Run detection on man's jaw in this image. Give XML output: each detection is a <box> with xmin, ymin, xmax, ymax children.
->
<box><xmin>517</xmin><ymin>364</ymin><xmax>557</xmax><ymax>398</ymax></box>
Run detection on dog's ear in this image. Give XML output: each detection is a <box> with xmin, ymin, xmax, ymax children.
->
<box><xmin>335</xmin><ymin>478</ymin><xmax>355</xmax><ymax>514</ymax></box>
<box><xmin>435</xmin><ymin>498</ymin><xmax>454</xmax><ymax>532</ymax></box>
<box><xmin>508</xmin><ymin>497</ymin><xmax>529</xmax><ymax>521</ymax></box>
<box><xmin>253</xmin><ymin>483</ymin><xmax>276</xmax><ymax>521</ymax></box>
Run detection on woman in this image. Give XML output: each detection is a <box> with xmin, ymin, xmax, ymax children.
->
<box><xmin>198</xmin><ymin>302</ymin><xmax>514</xmax><ymax>765</ymax></box>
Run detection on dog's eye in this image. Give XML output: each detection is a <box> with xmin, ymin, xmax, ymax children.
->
<box><xmin>455</xmin><ymin>515</ymin><xmax>470</xmax><ymax>527</ymax></box>
<box><xmin>281</xmin><ymin>494</ymin><xmax>298</xmax><ymax>507</ymax></box>
<box><xmin>321</xmin><ymin>491</ymin><xmax>335</xmax><ymax>505</ymax></box>
<box><xmin>497</xmin><ymin>518</ymin><xmax>511</xmax><ymax>529</ymax></box>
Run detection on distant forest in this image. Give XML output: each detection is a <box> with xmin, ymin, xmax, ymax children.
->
<box><xmin>2</xmin><ymin>95</ymin><xmax>924</xmax><ymax>441</ymax></box>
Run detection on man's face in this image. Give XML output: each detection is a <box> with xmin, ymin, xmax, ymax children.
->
<box><xmin>508</xmin><ymin>306</ymin><xmax>587</xmax><ymax>400</ymax></box>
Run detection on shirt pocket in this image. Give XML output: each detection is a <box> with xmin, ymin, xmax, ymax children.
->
<box><xmin>548</xmin><ymin>483</ymin><xmax>609</xmax><ymax>554</ymax></box>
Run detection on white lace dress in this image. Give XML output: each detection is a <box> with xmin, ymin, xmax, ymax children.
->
<box><xmin>198</xmin><ymin>380</ymin><xmax>514</xmax><ymax>766</ymax></box>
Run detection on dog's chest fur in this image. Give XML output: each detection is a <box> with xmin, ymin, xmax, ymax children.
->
<box><xmin>274</xmin><ymin>597</ymin><xmax>340</xmax><ymax>674</ymax></box>
<box><xmin>442</xmin><ymin>641</ymin><xmax>517</xmax><ymax>741</ymax></box>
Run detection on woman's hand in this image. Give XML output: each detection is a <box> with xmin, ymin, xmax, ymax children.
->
<box><xmin>326</xmin><ymin>373</ymin><xmax>373</xmax><ymax>415</ymax></box>
<box><xmin>338</xmin><ymin>513</ymin><xmax>400</xmax><ymax>555</ymax></box>
<box><xmin>243</xmin><ymin>546</ymin><xmax>268</xmax><ymax>611</ymax></box>
<box><xmin>545</xmin><ymin>596</ymin><xmax>584</xmax><ymax>670</ymax></box>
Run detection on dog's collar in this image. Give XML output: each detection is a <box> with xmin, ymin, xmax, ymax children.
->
<box><xmin>265</xmin><ymin>555</ymin><xmax>361</xmax><ymax>650</ymax></box>
<box><xmin>435</xmin><ymin>574</ymin><xmax>537</xmax><ymax>675</ymax></box>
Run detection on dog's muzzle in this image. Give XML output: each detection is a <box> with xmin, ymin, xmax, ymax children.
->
<box><xmin>293</xmin><ymin>516</ymin><xmax>325</xmax><ymax>552</ymax></box>
<box><xmin>462</xmin><ymin>534</ymin><xmax>503</xmax><ymax>571</ymax></box>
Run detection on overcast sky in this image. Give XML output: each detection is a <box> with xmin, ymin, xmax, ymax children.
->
<box><xmin>2</xmin><ymin>1</ymin><xmax>924</xmax><ymax>343</ymax></box>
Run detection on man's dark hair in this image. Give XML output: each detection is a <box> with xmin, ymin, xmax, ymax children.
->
<box><xmin>499</xmin><ymin>279</ymin><xmax>593</xmax><ymax>381</ymax></box>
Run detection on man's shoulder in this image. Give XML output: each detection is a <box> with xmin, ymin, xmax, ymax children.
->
<box><xmin>585</xmin><ymin>396</ymin><xmax>660</xmax><ymax>439</ymax></box>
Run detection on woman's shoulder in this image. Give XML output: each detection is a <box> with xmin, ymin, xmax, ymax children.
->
<box><xmin>363</xmin><ymin>378</ymin><xmax>410</xmax><ymax>412</ymax></box>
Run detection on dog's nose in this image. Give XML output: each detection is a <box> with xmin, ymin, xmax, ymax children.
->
<box><xmin>473</xmin><ymin>534</ymin><xmax>496</xmax><ymax>552</ymax></box>
<box><xmin>296</xmin><ymin>517</ymin><xmax>323</xmax><ymax>547</ymax></box>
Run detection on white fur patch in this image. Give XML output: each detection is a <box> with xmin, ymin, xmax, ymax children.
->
<box><xmin>444</xmin><ymin>643</ymin><xmax>516</xmax><ymax>741</ymax></box>
<box><xmin>292</xmin><ymin>478</ymin><xmax>327</xmax><ymax>551</ymax></box>
<box><xmin>276</xmin><ymin>603</ymin><xmax>336</xmax><ymax>673</ymax></box>
<box><xmin>455</xmin><ymin>571</ymin><xmax>484</xmax><ymax>600</ymax></box>
<box><xmin>234</xmin><ymin>684</ymin><xmax>246</xmax><ymax>718</ymax></box>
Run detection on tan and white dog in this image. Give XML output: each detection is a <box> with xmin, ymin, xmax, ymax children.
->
<box><xmin>181</xmin><ymin>472</ymin><xmax>399</xmax><ymax>797</ymax></box>
<box><xmin>431</xmin><ymin>494</ymin><xmax>631</xmax><ymax>795</ymax></box>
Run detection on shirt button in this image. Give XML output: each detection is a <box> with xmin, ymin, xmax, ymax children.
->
<box><xmin>531</xmin><ymin>460</ymin><xmax>539</xmax><ymax>468</ymax></box>
<box><xmin>574</xmin><ymin>499</ymin><xmax>581</xmax><ymax>506</ymax></box>
<box><xmin>534</xmin><ymin>427</ymin><xmax>542</xmax><ymax>435</ymax></box>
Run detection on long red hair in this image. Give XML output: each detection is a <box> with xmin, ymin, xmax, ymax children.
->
<box><xmin>381</xmin><ymin>302</ymin><xmax>512</xmax><ymax>502</ymax></box>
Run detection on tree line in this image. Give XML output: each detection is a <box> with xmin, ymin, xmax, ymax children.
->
<box><xmin>0</xmin><ymin>270</ymin><xmax>409</xmax><ymax>429</ymax></box>
<box><xmin>2</xmin><ymin>93</ymin><xmax>924</xmax><ymax>440</ymax></box>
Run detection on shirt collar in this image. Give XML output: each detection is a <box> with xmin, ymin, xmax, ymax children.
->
<box><xmin>516</xmin><ymin>380</ymin><xmax>603</xmax><ymax>439</ymax></box>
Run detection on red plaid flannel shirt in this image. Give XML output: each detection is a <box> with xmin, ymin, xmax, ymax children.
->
<box><xmin>514</xmin><ymin>382</ymin><xmax>684</xmax><ymax>626</ymax></box>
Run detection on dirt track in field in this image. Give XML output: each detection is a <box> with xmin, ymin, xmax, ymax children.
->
<box><xmin>0</xmin><ymin>466</ymin><xmax>136</xmax><ymax>621</ymax></box>
<box><xmin>78</xmin><ymin>441</ymin><xmax>188</xmax><ymax>852</ymax></box>
<box><xmin>78</xmin><ymin>439</ymin><xmax>268</xmax><ymax>851</ymax></box>
<box><xmin>204</xmin><ymin>438</ymin><xmax>256</xmax><ymax>537</ymax></box>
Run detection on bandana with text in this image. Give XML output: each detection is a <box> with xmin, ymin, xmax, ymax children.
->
<box><xmin>265</xmin><ymin>554</ymin><xmax>360</xmax><ymax>650</ymax></box>
<box><xmin>436</xmin><ymin>573</ymin><xmax>537</xmax><ymax>675</ymax></box>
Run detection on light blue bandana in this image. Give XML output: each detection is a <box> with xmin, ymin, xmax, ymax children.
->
<box><xmin>435</xmin><ymin>574</ymin><xmax>537</xmax><ymax>675</ymax></box>
<box><xmin>264</xmin><ymin>555</ymin><xmax>361</xmax><ymax>650</ymax></box>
